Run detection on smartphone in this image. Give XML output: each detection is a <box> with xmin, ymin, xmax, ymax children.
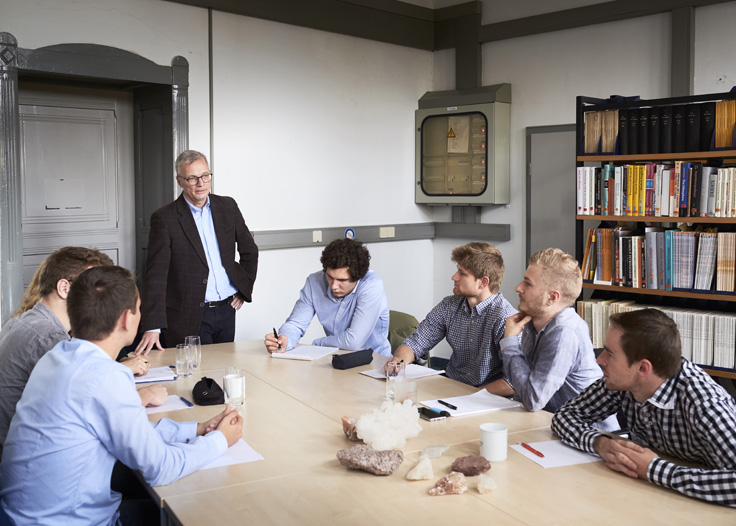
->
<box><xmin>418</xmin><ymin>406</ymin><xmax>449</xmax><ymax>421</ymax></box>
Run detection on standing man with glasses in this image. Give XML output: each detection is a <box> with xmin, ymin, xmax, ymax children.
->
<box><xmin>135</xmin><ymin>150</ymin><xmax>258</xmax><ymax>354</ymax></box>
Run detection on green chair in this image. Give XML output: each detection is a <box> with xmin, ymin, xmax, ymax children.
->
<box><xmin>388</xmin><ymin>310</ymin><xmax>426</xmax><ymax>365</ymax></box>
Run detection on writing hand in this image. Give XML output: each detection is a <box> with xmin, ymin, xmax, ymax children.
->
<box><xmin>264</xmin><ymin>333</ymin><xmax>288</xmax><ymax>354</ymax></box>
<box><xmin>120</xmin><ymin>355</ymin><xmax>149</xmax><ymax>376</ymax></box>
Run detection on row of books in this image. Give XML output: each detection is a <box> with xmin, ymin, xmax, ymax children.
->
<box><xmin>581</xmin><ymin>227</ymin><xmax>736</xmax><ymax>293</ymax></box>
<box><xmin>581</xmin><ymin>100</ymin><xmax>736</xmax><ymax>155</ymax></box>
<box><xmin>576</xmin><ymin>163</ymin><xmax>736</xmax><ymax>218</ymax></box>
<box><xmin>577</xmin><ymin>299</ymin><xmax>736</xmax><ymax>370</ymax></box>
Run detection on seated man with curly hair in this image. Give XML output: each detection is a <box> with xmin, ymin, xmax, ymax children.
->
<box><xmin>265</xmin><ymin>238</ymin><xmax>391</xmax><ymax>356</ymax></box>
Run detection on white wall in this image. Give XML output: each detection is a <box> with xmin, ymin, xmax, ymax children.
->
<box><xmin>5</xmin><ymin>0</ymin><xmax>736</xmax><ymax>358</ymax></box>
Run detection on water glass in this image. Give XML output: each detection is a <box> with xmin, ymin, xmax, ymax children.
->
<box><xmin>223</xmin><ymin>367</ymin><xmax>246</xmax><ymax>407</ymax></box>
<box><xmin>175</xmin><ymin>344</ymin><xmax>193</xmax><ymax>378</ymax></box>
<box><xmin>386</xmin><ymin>378</ymin><xmax>417</xmax><ymax>405</ymax></box>
<box><xmin>184</xmin><ymin>335</ymin><xmax>201</xmax><ymax>369</ymax></box>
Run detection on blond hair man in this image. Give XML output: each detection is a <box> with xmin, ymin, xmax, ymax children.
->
<box><xmin>502</xmin><ymin>248</ymin><xmax>614</xmax><ymax>419</ymax></box>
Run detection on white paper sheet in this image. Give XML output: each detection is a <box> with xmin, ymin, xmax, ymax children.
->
<box><xmin>270</xmin><ymin>345</ymin><xmax>338</xmax><ymax>361</ymax></box>
<box><xmin>420</xmin><ymin>389</ymin><xmax>520</xmax><ymax>416</ymax></box>
<box><xmin>145</xmin><ymin>395</ymin><xmax>192</xmax><ymax>415</ymax></box>
<box><xmin>134</xmin><ymin>366</ymin><xmax>176</xmax><ymax>384</ymax></box>
<box><xmin>510</xmin><ymin>440</ymin><xmax>601</xmax><ymax>468</ymax></box>
<box><xmin>360</xmin><ymin>364</ymin><xmax>444</xmax><ymax>380</ymax></box>
<box><xmin>199</xmin><ymin>439</ymin><xmax>264</xmax><ymax>470</ymax></box>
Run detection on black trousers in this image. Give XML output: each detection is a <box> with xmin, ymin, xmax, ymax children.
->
<box><xmin>198</xmin><ymin>302</ymin><xmax>236</xmax><ymax>345</ymax></box>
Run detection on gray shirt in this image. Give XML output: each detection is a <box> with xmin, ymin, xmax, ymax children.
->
<box><xmin>0</xmin><ymin>302</ymin><xmax>69</xmax><ymax>446</ymax></box>
<box><xmin>500</xmin><ymin>307</ymin><xmax>603</xmax><ymax>413</ymax></box>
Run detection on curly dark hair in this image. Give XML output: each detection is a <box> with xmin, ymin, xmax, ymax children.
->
<box><xmin>320</xmin><ymin>239</ymin><xmax>370</xmax><ymax>281</ymax></box>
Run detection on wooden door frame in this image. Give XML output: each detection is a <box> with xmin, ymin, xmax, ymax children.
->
<box><xmin>0</xmin><ymin>32</ymin><xmax>188</xmax><ymax>323</ymax></box>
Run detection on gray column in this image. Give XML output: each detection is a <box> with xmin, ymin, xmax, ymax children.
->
<box><xmin>0</xmin><ymin>32</ymin><xmax>24</xmax><ymax>324</ymax></box>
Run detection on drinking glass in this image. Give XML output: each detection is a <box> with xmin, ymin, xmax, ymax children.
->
<box><xmin>184</xmin><ymin>335</ymin><xmax>202</xmax><ymax>369</ymax></box>
<box><xmin>175</xmin><ymin>344</ymin><xmax>193</xmax><ymax>378</ymax></box>
<box><xmin>223</xmin><ymin>367</ymin><xmax>246</xmax><ymax>407</ymax></box>
<box><xmin>385</xmin><ymin>361</ymin><xmax>407</xmax><ymax>402</ymax></box>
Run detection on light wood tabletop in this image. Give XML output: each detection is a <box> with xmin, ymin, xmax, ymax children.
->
<box><xmin>145</xmin><ymin>341</ymin><xmax>734</xmax><ymax>525</ymax></box>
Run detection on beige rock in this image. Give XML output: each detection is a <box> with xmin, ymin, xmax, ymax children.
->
<box><xmin>428</xmin><ymin>471</ymin><xmax>467</xmax><ymax>496</ymax></box>
<box><xmin>405</xmin><ymin>455</ymin><xmax>433</xmax><ymax>480</ymax></box>
<box><xmin>341</xmin><ymin>416</ymin><xmax>360</xmax><ymax>441</ymax></box>
<box><xmin>336</xmin><ymin>444</ymin><xmax>403</xmax><ymax>476</ymax></box>
<box><xmin>477</xmin><ymin>473</ymin><xmax>498</xmax><ymax>494</ymax></box>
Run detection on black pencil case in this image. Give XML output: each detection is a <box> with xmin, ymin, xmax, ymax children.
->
<box><xmin>331</xmin><ymin>349</ymin><xmax>373</xmax><ymax>370</ymax></box>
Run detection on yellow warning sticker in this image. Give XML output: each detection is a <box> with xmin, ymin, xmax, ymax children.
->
<box><xmin>447</xmin><ymin>128</ymin><xmax>456</xmax><ymax>138</ymax></box>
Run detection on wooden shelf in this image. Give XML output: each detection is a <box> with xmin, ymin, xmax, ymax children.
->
<box><xmin>577</xmin><ymin>150</ymin><xmax>736</xmax><ymax>162</ymax></box>
<box><xmin>576</xmin><ymin>215</ymin><xmax>736</xmax><ymax>224</ymax></box>
<box><xmin>582</xmin><ymin>283</ymin><xmax>736</xmax><ymax>303</ymax></box>
<box><xmin>700</xmin><ymin>367</ymin><xmax>736</xmax><ymax>379</ymax></box>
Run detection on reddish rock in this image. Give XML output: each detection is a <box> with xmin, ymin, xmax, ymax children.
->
<box><xmin>451</xmin><ymin>455</ymin><xmax>491</xmax><ymax>476</ymax></box>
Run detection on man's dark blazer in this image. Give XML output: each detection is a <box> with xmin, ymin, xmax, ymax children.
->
<box><xmin>141</xmin><ymin>193</ymin><xmax>258</xmax><ymax>347</ymax></box>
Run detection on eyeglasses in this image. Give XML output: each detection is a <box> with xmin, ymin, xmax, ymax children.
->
<box><xmin>178</xmin><ymin>172</ymin><xmax>213</xmax><ymax>186</ymax></box>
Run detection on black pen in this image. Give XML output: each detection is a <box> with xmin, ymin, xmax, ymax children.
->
<box><xmin>179</xmin><ymin>396</ymin><xmax>194</xmax><ymax>407</ymax></box>
<box><xmin>272</xmin><ymin>327</ymin><xmax>282</xmax><ymax>350</ymax></box>
<box><xmin>437</xmin><ymin>399</ymin><xmax>458</xmax><ymax>410</ymax></box>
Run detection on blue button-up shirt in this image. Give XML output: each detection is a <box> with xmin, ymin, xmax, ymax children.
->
<box><xmin>279</xmin><ymin>270</ymin><xmax>391</xmax><ymax>356</ymax></box>
<box><xmin>0</xmin><ymin>338</ymin><xmax>228</xmax><ymax>525</ymax></box>
<box><xmin>402</xmin><ymin>293</ymin><xmax>516</xmax><ymax>387</ymax></box>
<box><xmin>186</xmin><ymin>196</ymin><xmax>238</xmax><ymax>302</ymax></box>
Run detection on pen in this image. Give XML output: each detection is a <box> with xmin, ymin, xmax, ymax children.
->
<box><xmin>521</xmin><ymin>442</ymin><xmax>544</xmax><ymax>458</ymax></box>
<box><xmin>437</xmin><ymin>399</ymin><xmax>457</xmax><ymax>411</ymax></box>
<box><xmin>179</xmin><ymin>396</ymin><xmax>194</xmax><ymax>407</ymax></box>
<box><xmin>273</xmin><ymin>327</ymin><xmax>282</xmax><ymax>350</ymax></box>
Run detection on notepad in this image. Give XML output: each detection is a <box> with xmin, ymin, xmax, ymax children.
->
<box><xmin>134</xmin><ymin>366</ymin><xmax>177</xmax><ymax>384</ymax></box>
<box><xmin>270</xmin><ymin>345</ymin><xmax>338</xmax><ymax>361</ymax></box>
<box><xmin>199</xmin><ymin>439</ymin><xmax>264</xmax><ymax>470</ymax></box>
<box><xmin>420</xmin><ymin>389</ymin><xmax>520</xmax><ymax>416</ymax></box>
<box><xmin>145</xmin><ymin>395</ymin><xmax>192</xmax><ymax>414</ymax></box>
<box><xmin>510</xmin><ymin>440</ymin><xmax>601</xmax><ymax>468</ymax></box>
<box><xmin>360</xmin><ymin>364</ymin><xmax>444</xmax><ymax>380</ymax></box>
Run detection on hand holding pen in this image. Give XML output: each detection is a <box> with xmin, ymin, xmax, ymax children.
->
<box><xmin>264</xmin><ymin>329</ymin><xmax>288</xmax><ymax>354</ymax></box>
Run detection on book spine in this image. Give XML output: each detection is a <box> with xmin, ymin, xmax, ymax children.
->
<box><xmin>660</xmin><ymin>105</ymin><xmax>673</xmax><ymax>154</ymax></box>
<box><xmin>614</xmin><ymin>166</ymin><xmax>622</xmax><ymax>215</ymax></box>
<box><xmin>672</xmin><ymin>105</ymin><xmax>686</xmax><ymax>153</ymax></box>
<box><xmin>678</xmin><ymin>162</ymin><xmax>691</xmax><ymax>217</ymax></box>
<box><xmin>690</xmin><ymin>164</ymin><xmax>702</xmax><ymax>217</ymax></box>
<box><xmin>701</xmin><ymin>101</ymin><xmax>716</xmax><ymax>151</ymax></box>
<box><xmin>685</xmin><ymin>103</ymin><xmax>702</xmax><ymax>152</ymax></box>
<box><xmin>638</xmin><ymin>108</ymin><xmax>649</xmax><ymax>155</ymax></box>
<box><xmin>576</xmin><ymin>167</ymin><xmax>584</xmax><ymax>215</ymax></box>
<box><xmin>618</xmin><ymin>109</ymin><xmax>629</xmax><ymax>155</ymax></box>
<box><xmin>665</xmin><ymin>230</ymin><xmax>673</xmax><ymax>291</ymax></box>
<box><xmin>648</xmin><ymin>106</ymin><xmax>660</xmax><ymax>154</ymax></box>
<box><xmin>628</xmin><ymin>108</ymin><xmax>639</xmax><ymax>155</ymax></box>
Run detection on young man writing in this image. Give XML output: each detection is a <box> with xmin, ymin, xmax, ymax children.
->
<box><xmin>387</xmin><ymin>242</ymin><xmax>516</xmax><ymax>394</ymax></box>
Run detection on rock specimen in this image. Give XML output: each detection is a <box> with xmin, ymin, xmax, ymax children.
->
<box><xmin>421</xmin><ymin>444</ymin><xmax>449</xmax><ymax>459</ymax></box>
<box><xmin>355</xmin><ymin>400</ymin><xmax>422</xmax><ymax>450</ymax></box>
<box><xmin>451</xmin><ymin>455</ymin><xmax>491</xmax><ymax>476</ymax></box>
<box><xmin>336</xmin><ymin>444</ymin><xmax>403</xmax><ymax>476</ymax></box>
<box><xmin>341</xmin><ymin>416</ymin><xmax>360</xmax><ymax>441</ymax></box>
<box><xmin>405</xmin><ymin>455</ymin><xmax>433</xmax><ymax>480</ymax></box>
<box><xmin>428</xmin><ymin>471</ymin><xmax>467</xmax><ymax>496</ymax></box>
<box><xmin>477</xmin><ymin>473</ymin><xmax>498</xmax><ymax>494</ymax></box>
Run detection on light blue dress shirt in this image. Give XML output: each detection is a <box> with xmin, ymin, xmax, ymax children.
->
<box><xmin>186</xmin><ymin>196</ymin><xmax>238</xmax><ymax>302</ymax></box>
<box><xmin>0</xmin><ymin>338</ymin><xmax>228</xmax><ymax>526</ymax></box>
<box><xmin>279</xmin><ymin>270</ymin><xmax>391</xmax><ymax>356</ymax></box>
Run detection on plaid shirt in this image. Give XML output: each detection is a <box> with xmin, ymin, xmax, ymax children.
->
<box><xmin>552</xmin><ymin>359</ymin><xmax>736</xmax><ymax>507</ymax></box>
<box><xmin>403</xmin><ymin>293</ymin><xmax>516</xmax><ymax>387</ymax></box>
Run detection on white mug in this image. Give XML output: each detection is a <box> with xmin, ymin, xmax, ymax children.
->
<box><xmin>480</xmin><ymin>423</ymin><xmax>508</xmax><ymax>462</ymax></box>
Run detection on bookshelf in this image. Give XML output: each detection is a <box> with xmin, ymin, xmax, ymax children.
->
<box><xmin>575</xmin><ymin>90</ymin><xmax>736</xmax><ymax>379</ymax></box>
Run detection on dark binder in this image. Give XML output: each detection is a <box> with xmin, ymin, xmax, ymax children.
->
<box><xmin>618</xmin><ymin>109</ymin><xmax>629</xmax><ymax>155</ymax></box>
<box><xmin>672</xmin><ymin>105</ymin><xmax>686</xmax><ymax>153</ymax></box>
<box><xmin>628</xmin><ymin>108</ymin><xmax>639</xmax><ymax>155</ymax></box>
<box><xmin>701</xmin><ymin>101</ymin><xmax>716</xmax><ymax>151</ymax></box>
<box><xmin>638</xmin><ymin>108</ymin><xmax>650</xmax><ymax>155</ymax></box>
<box><xmin>648</xmin><ymin>106</ymin><xmax>660</xmax><ymax>154</ymax></box>
<box><xmin>660</xmin><ymin>105</ymin><xmax>673</xmax><ymax>154</ymax></box>
<box><xmin>685</xmin><ymin>103</ymin><xmax>702</xmax><ymax>153</ymax></box>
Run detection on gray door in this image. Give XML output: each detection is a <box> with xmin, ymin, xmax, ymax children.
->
<box><xmin>526</xmin><ymin>125</ymin><xmax>576</xmax><ymax>262</ymax></box>
<box><xmin>18</xmin><ymin>83</ymin><xmax>134</xmax><ymax>285</ymax></box>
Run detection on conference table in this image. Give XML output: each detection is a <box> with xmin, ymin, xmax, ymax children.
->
<box><xmin>144</xmin><ymin>341</ymin><xmax>734</xmax><ymax>525</ymax></box>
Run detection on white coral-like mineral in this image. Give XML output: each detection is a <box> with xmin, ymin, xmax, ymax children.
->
<box><xmin>355</xmin><ymin>400</ymin><xmax>422</xmax><ymax>451</ymax></box>
<box><xmin>405</xmin><ymin>455</ymin><xmax>433</xmax><ymax>480</ymax></box>
<box><xmin>477</xmin><ymin>473</ymin><xmax>498</xmax><ymax>494</ymax></box>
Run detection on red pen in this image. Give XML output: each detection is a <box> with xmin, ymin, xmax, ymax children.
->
<box><xmin>521</xmin><ymin>442</ymin><xmax>544</xmax><ymax>458</ymax></box>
